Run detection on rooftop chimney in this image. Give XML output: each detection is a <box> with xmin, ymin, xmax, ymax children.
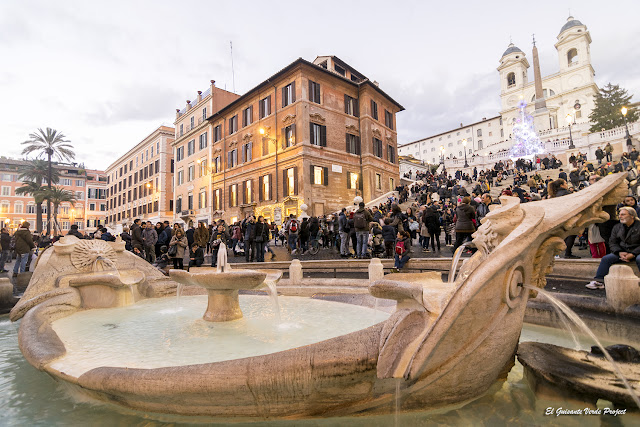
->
<box><xmin>197</xmin><ymin>91</ymin><xmax>202</xmax><ymax>103</ymax></box>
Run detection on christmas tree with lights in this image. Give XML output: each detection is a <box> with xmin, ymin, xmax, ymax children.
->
<box><xmin>508</xmin><ymin>100</ymin><xmax>544</xmax><ymax>160</ymax></box>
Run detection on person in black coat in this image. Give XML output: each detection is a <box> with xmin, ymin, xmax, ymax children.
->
<box><xmin>188</xmin><ymin>244</ymin><xmax>204</xmax><ymax>268</ymax></box>
<box><xmin>250</xmin><ymin>216</ymin><xmax>270</xmax><ymax>262</ymax></box>
<box><xmin>423</xmin><ymin>207</ymin><xmax>441</xmax><ymax>253</ymax></box>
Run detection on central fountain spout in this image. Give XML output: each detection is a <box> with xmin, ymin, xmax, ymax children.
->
<box><xmin>169</xmin><ymin>243</ymin><xmax>267</xmax><ymax>322</ymax></box>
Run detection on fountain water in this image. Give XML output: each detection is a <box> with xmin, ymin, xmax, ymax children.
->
<box><xmin>524</xmin><ymin>285</ymin><xmax>640</xmax><ymax>409</ymax></box>
<box><xmin>263</xmin><ymin>280</ymin><xmax>281</xmax><ymax>323</ymax></box>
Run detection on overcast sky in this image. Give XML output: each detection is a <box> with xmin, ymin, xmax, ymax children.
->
<box><xmin>2</xmin><ymin>0</ymin><xmax>639</xmax><ymax>170</ymax></box>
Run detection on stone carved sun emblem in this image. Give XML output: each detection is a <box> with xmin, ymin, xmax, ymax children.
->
<box><xmin>71</xmin><ymin>240</ymin><xmax>117</xmax><ymax>271</ymax></box>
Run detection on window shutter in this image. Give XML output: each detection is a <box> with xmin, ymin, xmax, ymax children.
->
<box><xmin>266</xmin><ymin>95</ymin><xmax>271</xmax><ymax>115</ymax></box>
<box><xmin>268</xmin><ymin>174</ymin><xmax>272</xmax><ymax>200</ymax></box>
<box><xmin>291</xmin><ymin>124</ymin><xmax>296</xmax><ymax>145</ymax></box>
<box><xmin>347</xmin><ymin>172</ymin><xmax>351</xmax><ymax>189</ymax></box>
<box><xmin>242</xmin><ymin>111</ymin><xmax>246</xmax><ymax>128</ymax></box>
<box><xmin>344</xmin><ymin>94</ymin><xmax>349</xmax><ymax>114</ymax></box>
<box><xmin>259</xmin><ymin>176</ymin><xmax>263</xmax><ymax>202</ymax></box>
<box><xmin>320</xmin><ymin>125</ymin><xmax>326</xmax><ymax>147</ymax></box>
<box><xmin>354</xmin><ymin>99</ymin><xmax>359</xmax><ymax>117</ymax></box>
<box><xmin>291</xmin><ymin>81</ymin><xmax>296</xmax><ymax>103</ymax></box>
<box><xmin>281</xmin><ymin>127</ymin><xmax>286</xmax><ymax>150</ymax></box>
<box><xmin>250</xmin><ymin>105</ymin><xmax>253</xmax><ymax>123</ymax></box>
<box><xmin>323</xmin><ymin>167</ymin><xmax>328</xmax><ymax>186</ymax></box>
<box><xmin>371</xmin><ymin>100</ymin><xmax>375</xmax><ymax>118</ymax></box>
<box><xmin>241</xmin><ymin>145</ymin><xmax>245</xmax><ymax>163</ymax></box>
<box><xmin>309</xmin><ymin>122</ymin><xmax>314</xmax><ymax>144</ymax></box>
<box><xmin>310</xmin><ymin>164</ymin><xmax>314</xmax><ymax>184</ymax></box>
<box><xmin>249</xmin><ymin>179</ymin><xmax>254</xmax><ymax>203</ymax></box>
<box><xmin>308</xmin><ymin>80</ymin><xmax>313</xmax><ymax>102</ymax></box>
<box><xmin>242</xmin><ymin>181</ymin><xmax>246</xmax><ymax>205</ymax></box>
<box><xmin>228</xmin><ymin>185</ymin><xmax>232</xmax><ymax>208</ymax></box>
<box><xmin>248</xmin><ymin>142</ymin><xmax>252</xmax><ymax>161</ymax></box>
<box><xmin>283</xmin><ymin>170</ymin><xmax>288</xmax><ymax>196</ymax></box>
<box><xmin>229</xmin><ymin>117</ymin><xmax>233</xmax><ymax>133</ymax></box>
<box><xmin>282</xmin><ymin>87</ymin><xmax>286</xmax><ymax>107</ymax></box>
<box><xmin>346</xmin><ymin>133</ymin><xmax>350</xmax><ymax>153</ymax></box>
<box><xmin>293</xmin><ymin>166</ymin><xmax>298</xmax><ymax>195</ymax></box>
<box><xmin>259</xmin><ymin>100</ymin><xmax>264</xmax><ymax>118</ymax></box>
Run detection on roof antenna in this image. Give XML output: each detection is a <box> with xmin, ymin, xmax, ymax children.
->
<box><xmin>509</xmin><ymin>35</ymin><xmax>513</xmax><ymax>44</ymax></box>
<box><xmin>230</xmin><ymin>41</ymin><xmax>236</xmax><ymax>93</ymax></box>
<box><xmin>532</xmin><ymin>34</ymin><xmax>536</xmax><ymax>46</ymax></box>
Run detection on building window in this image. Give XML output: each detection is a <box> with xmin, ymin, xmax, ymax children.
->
<box><xmin>242</xmin><ymin>142</ymin><xmax>253</xmax><ymax>163</ymax></box>
<box><xmin>188</xmin><ymin>165</ymin><xmax>195</xmax><ymax>181</ymax></box>
<box><xmin>334</xmin><ymin>64</ymin><xmax>345</xmax><ymax>76</ymax></box>
<box><xmin>477</xmin><ymin>129</ymin><xmax>482</xmax><ymax>137</ymax></box>
<box><xmin>76</xmin><ymin>191</ymin><xmax>84</xmax><ymax>200</ymax></box>
<box><xmin>176</xmin><ymin>196</ymin><xmax>182</xmax><ymax>213</ymax></box>
<box><xmin>76</xmin><ymin>180</ymin><xmax>84</xmax><ymax>187</ymax></box>
<box><xmin>500</xmin><ymin>129</ymin><xmax>504</xmax><ymax>138</ymax></box>
<box><xmin>202</xmin><ymin>107</ymin><xmax>207</xmax><ymax>122</ymax></box>
<box><xmin>387</xmin><ymin>145</ymin><xmax>396</xmax><ymax>163</ymax></box>
<box><xmin>283</xmin><ymin>124</ymin><xmax>295</xmax><ymax>148</ymax></box>
<box><xmin>346</xmin><ymin>133</ymin><xmax>361</xmax><ymax>155</ymax></box>
<box><xmin>176</xmin><ymin>146</ymin><xmax>184</xmax><ymax>161</ymax></box>
<box><xmin>507</xmin><ymin>72</ymin><xmax>516</xmax><ymax>87</ymax></box>
<box><xmin>344</xmin><ymin>95</ymin><xmax>358</xmax><ymax>116</ymax></box>
<box><xmin>478</xmin><ymin>140</ymin><xmax>483</xmax><ymax>150</ymax></box>
<box><xmin>229</xmin><ymin>115</ymin><xmax>238</xmax><ymax>134</ymax></box>
<box><xmin>0</xmin><ymin>202</ymin><xmax>8</xmax><ymax>214</ymax></box>
<box><xmin>229</xmin><ymin>184</ymin><xmax>238</xmax><ymax>207</ymax></box>
<box><xmin>27</xmin><ymin>204</ymin><xmax>36</xmax><ymax>214</ymax></box>
<box><xmin>375</xmin><ymin>173</ymin><xmax>382</xmax><ymax>190</ymax></box>
<box><xmin>567</xmin><ymin>48</ymin><xmax>578</xmax><ymax>65</ymax></box>
<box><xmin>389</xmin><ymin>177</ymin><xmax>394</xmax><ymax>190</ymax></box>
<box><xmin>14</xmin><ymin>202</ymin><xmax>23</xmax><ymax>214</ymax></box>
<box><xmin>199</xmin><ymin>189</ymin><xmax>207</xmax><ymax>209</ymax></box>
<box><xmin>385</xmin><ymin>110</ymin><xmax>393</xmax><ymax>130</ymax></box>
<box><xmin>370</xmin><ymin>100</ymin><xmax>378</xmax><ymax>120</ymax></box>
<box><xmin>346</xmin><ymin>171</ymin><xmax>360</xmax><ymax>190</ymax></box>
<box><xmin>188</xmin><ymin>193</ymin><xmax>193</xmax><ymax>210</ymax></box>
<box><xmin>259</xmin><ymin>96</ymin><xmax>271</xmax><ymax>118</ymax></box>
<box><xmin>310</xmin><ymin>123</ymin><xmax>326</xmax><ymax>146</ymax></box>
<box><xmin>199</xmin><ymin>132</ymin><xmax>208</xmax><ymax>150</ymax></box>
<box><xmin>213</xmin><ymin>156</ymin><xmax>222</xmax><ymax>173</ymax></box>
<box><xmin>311</xmin><ymin>165</ymin><xmax>328</xmax><ymax>186</ymax></box>
<box><xmin>199</xmin><ymin>159</ymin><xmax>207</xmax><ymax>176</ymax></box>
<box><xmin>61</xmin><ymin>178</ymin><xmax>72</xmax><ymax>186</ymax></box>
<box><xmin>283</xmin><ymin>167</ymin><xmax>297</xmax><ymax>196</ymax></box>
<box><xmin>309</xmin><ymin>80</ymin><xmax>321</xmax><ymax>104</ymax></box>
<box><xmin>243</xmin><ymin>180</ymin><xmax>252</xmax><ymax>204</ymax></box>
<box><xmin>576</xmin><ymin>110</ymin><xmax>582</xmax><ymax>119</ymax></box>
<box><xmin>282</xmin><ymin>82</ymin><xmax>295</xmax><ymax>107</ymax></box>
<box><xmin>177</xmin><ymin>170</ymin><xmax>184</xmax><ymax>185</ymax></box>
<box><xmin>214</xmin><ymin>189</ymin><xmax>221</xmax><ymax>210</ymax></box>
<box><xmin>214</xmin><ymin>125</ymin><xmax>222</xmax><ymax>142</ymax></box>
<box><xmin>242</xmin><ymin>106</ymin><xmax>253</xmax><ymax>127</ymax></box>
<box><xmin>259</xmin><ymin>174</ymin><xmax>271</xmax><ymax>201</ymax></box>
<box><xmin>1</xmin><ymin>186</ymin><xmax>9</xmax><ymax>196</ymax></box>
<box><xmin>187</xmin><ymin>139</ymin><xmax>196</xmax><ymax>156</ymax></box>
<box><xmin>228</xmin><ymin>149</ymin><xmax>238</xmax><ymax>168</ymax></box>
<box><xmin>373</xmin><ymin>138</ymin><xmax>383</xmax><ymax>158</ymax></box>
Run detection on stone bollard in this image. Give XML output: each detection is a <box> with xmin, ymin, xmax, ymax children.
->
<box><xmin>289</xmin><ymin>259</ymin><xmax>303</xmax><ymax>285</ymax></box>
<box><xmin>604</xmin><ymin>264</ymin><xmax>640</xmax><ymax>313</ymax></box>
<box><xmin>368</xmin><ymin>258</ymin><xmax>384</xmax><ymax>282</ymax></box>
<box><xmin>0</xmin><ymin>278</ymin><xmax>13</xmax><ymax>306</ymax></box>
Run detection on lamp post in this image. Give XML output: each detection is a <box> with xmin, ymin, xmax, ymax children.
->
<box><xmin>622</xmin><ymin>106</ymin><xmax>632</xmax><ymax>148</ymax></box>
<box><xmin>462</xmin><ymin>139</ymin><xmax>469</xmax><ymax>168</ymax></box>
<box><xmin>440</xmin><ymin>145</ymin><xmax>446</xmax><ymax>175</ymax></box>
<box><xmin>566</xmin><ymin>113</ymin><xmax>575</xmax><ymax>149</ymax></box>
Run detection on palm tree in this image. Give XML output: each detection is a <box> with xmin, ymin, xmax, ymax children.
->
<box><xmin>17</xmin><ymin>160</ymin><xmax>60</xmax><ymax>233</ymax></box>
<box><xmin>22</xmin><ymin>128</ymin><xmax>75</xmax><ymax>235</ymax></box>
<box><xmin>44</xmin><ymin>186</ymin><xmax>77</xmax><ymax>236</ymax></box>
<box><xmin>15</xmin><ymin>181</ymin><xmax>48</xmax><ymax>232</ymax></box>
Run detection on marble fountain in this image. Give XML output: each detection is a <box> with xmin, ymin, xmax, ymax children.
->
<box><xmin>9</xmin><ymin>173</ymin><xmax>636</xmax><ymax>420</ymax></box>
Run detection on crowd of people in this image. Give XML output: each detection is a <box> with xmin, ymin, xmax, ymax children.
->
<box><xmin>3</xmin><ymin>145</ymin><xmax>639</xmax><ymax>290</ymax></box>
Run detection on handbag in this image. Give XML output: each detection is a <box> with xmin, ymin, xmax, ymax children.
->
<box><xmin>167</xmin><ymin>245</ymin><xmax>178</xmax><ymax>257</ymax></box>
<box><xmin>255</xmin><ymin>235</ymin><xmax>264</xmax><ymax>243</ymax></box>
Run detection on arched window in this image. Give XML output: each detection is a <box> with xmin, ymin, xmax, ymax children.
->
<box><xmin>567</xmin><ymin>48</ymin><xmax>578</xmax><ymax>65</ymax></box>
<box><xmin>507</xmin><ymin>72</ymin><xmax>516</xmax><ymax>87</ymax></box>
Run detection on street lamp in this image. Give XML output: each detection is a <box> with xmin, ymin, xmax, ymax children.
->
<box><xmin>440</xmin><ymin>145</ymin><xmax>446</xmax><ymax>175</ymax></box>
<box><xmin>566</xmin><ymin>113</ymin><xmax>575</xmax><ymax>149</ymax></box>
<box><xmin>462</xmin><ymin>139</ymin><xmax>469</xmax><ymax>168</ymax></box>
<box><xmin>622</xmin><ymin>106</ymin><xmax>632</xmax><ymax>148</ymax></box>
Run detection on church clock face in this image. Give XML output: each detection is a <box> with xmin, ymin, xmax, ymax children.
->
<box><xmin>574</xmin><ymin>102</ymin><xmax>581</xmax><ymax>110</ymax></box>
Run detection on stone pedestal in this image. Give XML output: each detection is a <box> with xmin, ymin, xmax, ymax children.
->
<box><xmin>604</xmin><ymin>264</ymin><xmax>640</xmax><ymax>312</ymax></box>
<box><xmin>289</xmin><ymin>259</ymin><xmax>303</xmax><ymax>285</ymax></box>
<box><xmin>0</xmin><ymin>278</ymin><xmax>13</xmax><ymax>305</ymax></box>
<box><xmin>368</xmin><ymin>258</ymin><xmax>384</xmax><ymax>282</ymax></box>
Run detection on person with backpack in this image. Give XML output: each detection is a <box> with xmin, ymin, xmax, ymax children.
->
<box><xmin>353</xmin><ymin>202</ymin><xmax>373</xmax><ymax>258</ymax></box>
<box><xmin>285</xmin><ymin>214</ymin><xmax>300</xmax><ymax>255</ymax></box>
<box><xmin>392</xmin><ymin>230</ymin><xmax>412</xmax><ymax>272</ymax></box>
<box><xmin>13</xmin><ymin>222</ymin><xmax>35</xmax><ymax>276</ymax></box>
